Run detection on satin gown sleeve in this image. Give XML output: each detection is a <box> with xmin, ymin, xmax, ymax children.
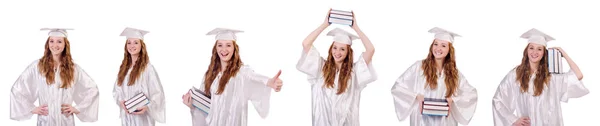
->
<box><xmin>241</xmin><ymin>66</ymin><xmax>272</xmax><ymax>118</ymax></box>
<box><xmin>191</xmin><ymin>81</ymin><xmax>209</xmax><ymax>126</ymax></box>
<box><xmin>10</xmin><ymin>61</ymin><xmax>40</xmax><ymax>121</ymax></box>
<box><xmin>353</xmin><ymin>53</ymin><xmax>378</xmax><ymax>90</ymax></box>
<box><xmin>145</xmin><ymin>65</ymin><xmax>166</xmax><ymax>123</ymax></box>
<box><xmin>552</xmin><ymin>70</ymin><xmax>588</xmax><ymax>102</ymax></box>
<box><xmin>391</xmin><ymin>61</ymin><xmax>421</xmax><ymax>122</ymax></box>
<box><xmin>296</xmin><ymin>46</ymin><xmax>325</xmax><ymax>81</ymax></box>
<box><xmin>492</xmin><ymin>70</ymin><xmax>519</xmax><ymax>126</ymax></box>
<box><xmin>449</xmin><ymin>73</ymin><xmax>478</xmax><ymax>125</ymax></box>
<box><xmin>72</xmin><ymin>65</ymin><xmax>100</xmax><ymax>122</ymax></box>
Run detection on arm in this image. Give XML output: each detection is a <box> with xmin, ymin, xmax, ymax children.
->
<box><xmin>391</xmin><ymin>62</ymin><xmax>420</xmax><ymax>121</ymax></box>
<box><xmin>554</xmin><ymin>47</ymin><xmax>583</xmax><ymax>80</ymax></box>
<box><xmin>10</xmin><ymin>62</ymin><xmax>40</xmax><ymax>120</ymax></box>
<box><xmin>492</xmin><ymin>72</ymin><xmax>519</xmax><ymax>126</ymax></box>
<box><xmin>303</xmin><ymin>10</ymin><xmax>331</xmax><ymax>53</ymax></box>
<box><xmin>72</xmin><ymin>65</ymin><xmax>100</xmax><ymax>122</ymax></box>
<box><xmin>242</xmin><ymin>66</ymin><xmax>274</xmax><ymax>118</ymax></box>
<box><xmin>351</xmin><ymin>11</ymin><xmax>375</xmax><ymax>64</ymax></box>
<box><xmin>144</xmin><ymin>65</ymin><xmax>166</xmax><ymax>123</ymax></box>
<box><xmin>449</xmin><ymin>73</ymin><xmax>478</xmax><ymax>125</ymax></box>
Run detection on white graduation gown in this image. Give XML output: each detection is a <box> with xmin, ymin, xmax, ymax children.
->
<box><xmin>391</xmin><ymin>61</ymin><xmax>478</xmax><ymax>126</ymax></box>
<box><xmin>190</xmin><ymin>65</ymin><xmax>273</xmax><ymax>126</ymax></box>
<box><xmin>492</xmin><ymin>69</ymin><xmax>588</xmax><ymax>126</ymax></box>
<box><xmin>113</xmin><ymin>63</ymin><xmax>166</xmax><ymax>126</ymax></box>
<box><xmin>10</xmin><ymin>60</ymin><xmax>100</xmax><ymax>126</ymax></box>
<box><xmin>296</xmin><ymin>46</ymin><xmax>378</xmax><ymax>126</ymax></box>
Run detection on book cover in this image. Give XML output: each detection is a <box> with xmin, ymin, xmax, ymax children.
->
<box><xmin>124</xmin><ymin>92</ymin><xmax>149</xmax><ymax>113</ymax></box>
<box><xmin>422</xmin><ymin>98</ymin><xmax>449</xmax><ymax>116</ymax></box>
<box><xmin>329</xmin><ymin>9</ymin><xmax>353</xmax><ymax>26</ymax></box>
<box><xmin>190</xmin><ymin>87</ymin><xmax>211</xmax><ymax>114</ymax></box>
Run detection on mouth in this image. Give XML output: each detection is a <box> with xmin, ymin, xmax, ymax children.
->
<box><xmin>434</xmin><ymin>50</ymin><xmax>443</xmax><ymax>56</ymax></box>
<box><xmin>530</xmin><ymin>54</ymin><xmax>539</xmax><ymax>59</ymax></box>
<box><xmin>334</xmin><ymin>54</ymin><xmax>342</xmax><ymax>59</ymax></box>
<box><xmin>220</xmin><ymin>51</ymin><xmax>230</xmax><ymax>57</ymax></box>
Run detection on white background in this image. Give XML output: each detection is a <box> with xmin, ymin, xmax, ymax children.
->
<box><xmin>0</xmin><ymin>0</ymin><xmax>598</xmax><ymax>125</ymax></box>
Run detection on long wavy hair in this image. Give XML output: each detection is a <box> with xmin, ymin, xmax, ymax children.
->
<box><xmin>203</xmin><ymin>41</ymin><xmax>243</xmax><ymax>95</ymax></box>
<box><xmin>117</xmin><ymin>39</ymin><xmax>150</xmax><ymax>86</ymax></box>
<box><xmin>516</xmin><ymin>43</ymin><xmax>551</xmax><ymax>96</ymax></box>
<box><xmin>322</xmin><ymin>43</ymin><xmax>354</xmax><ymax>95</ymax></box>
<box><xmin>38</xmin><ymin>37</ymin><xmax>75</xmax><ymax>89</ymax></box>
<box><xmin>421</xmin><ymin>40</ymin><xmax>459</xmax><ymax>98</ymax></box>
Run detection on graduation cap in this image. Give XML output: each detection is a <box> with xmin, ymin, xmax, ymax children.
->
<box><xmin>120</xmin><ymin>27</ymin><xmax>149</xmax><ymax>40</ymax></box>
<box><xmin>326</xmin><ymin>28</ymin><xmax>359</xmax><ymax>45</ymax></box>
<box><xmin>520</xmin><ymin>28</ymin><xmax>555</xmax><ymax>46</ymax></box>
<box><xmin>206</xmin><ymin>28</ymin><xmax>244</xmax><ymax>41</ymax></box>
<box><xmin>428</xmin><ymin>27</ymin><xmax>461</xmax><ymax>43</ymax></box>
<box><xmin>40</xmin><ymin>28</ymin><xmax>73</xmax><ymax>37</ymax></box>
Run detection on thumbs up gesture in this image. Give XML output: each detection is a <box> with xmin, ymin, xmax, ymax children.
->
<box><xmin>267</xmin><ymin>70</ymin><xmax>283</xmax><ymax>92</ymax></box>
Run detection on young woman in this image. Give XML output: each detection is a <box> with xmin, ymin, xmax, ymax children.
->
<box><xmin>391</xmin><ymin>27</ymin><xmax>478</xmax><ymax>126</ymax></box>
<box><xmin>182</xmin><ymin>28</ymin><xmax>283</xmax><ymax>126</ymax></box>
<box><xmin>112</xmin><ymin>27</ymin><xmax>166</xmax><ymax>126</ymax></box>
<box><xmin>296</xmin><ymin>10</ymin><xmax>377</xmax><ymax>126</ymax></box>
<box><xmin>10</xmin><ymin>28</ymin><xmax>100</xmax><ymax>126</ymax></box>
<box><xmin>492</xmin><ymin>28</ymin><xmax>588</xmax><ymax>126</ymax></box>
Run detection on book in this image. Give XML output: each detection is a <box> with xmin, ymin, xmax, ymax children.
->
<box><xmin>422</xmin><ymin>98</ymin><xmax>449</xmax><ymax>116</ymax></box>
<box><xmin>329</xmin><ymin>9</ymin><xmax>353</xmax><ymax>26</ymax></box>
<box><xmin>548</xmin><ymin>48</ymin><xmax>563</xmax><ymax>74</ymax></box>
<box><xmin>124</xmin><ymin>92</ymin><xmax>150</xmax><ymax>113</ymax></box>
<box><xmin>190</xmin><ymin>87</ymin><xmax>211</xmax><ymax>114</ymax></box>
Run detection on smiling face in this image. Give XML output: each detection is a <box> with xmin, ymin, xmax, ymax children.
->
<box><xmin>126</xmin><ymin>38</ymin><xmax>142</xmax><ymax>56</ymax></box>
<box><xmin>526</xmin><ymin>43</ymin><xmax>546</xmax><ymax>64</ymax></box>
<box><xmin>431</xmin><ymin>39</ymin><xmax>450</xmax><ymax>60</ymax></box>
<box><xmin>330</xmin><ymin>42</ymin><xmax>350</xmax><ymax>63</ymax></box>
<box><xmin>47</xmin><ymin>36</ymin><xmax>66</xmax><ymax>55</ymax></box>
<box><xmin>215</xmin><ymin>40</ymin><xmax>236</xmax><ymax>62</ymax></box>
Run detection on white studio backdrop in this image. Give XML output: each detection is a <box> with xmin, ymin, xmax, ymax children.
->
<box><xmin>0</xmin><ymin>0</ymin><xmax>598</xmax><ymax>126</ymax></box>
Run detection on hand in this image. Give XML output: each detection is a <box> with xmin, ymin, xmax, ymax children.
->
<box><xmin>417</xmin><ymin>94</ymin><xmax>424</xmax><ymax>113</ymax></box>
<box><xmin>512</xmin><ymin>117</ymin><xmax>531</xmax><ymax>126</ymax></box>
<box><xmin>31</xmin><ymin>104</ymin><xmax>48</xmax><ymax>116</ymax></box>
<box><xmin>322</xmin><ymin>8</ymin><xmax>332</xmax><ymax>27</ymax></box>
<box><xmin>350</xmin><ymin>11</ymin><xmax>359</xmax><ymax>29</ymax></box>
<box><xmin>550</xmin><ymin>47</ymin><xmax>569</xmax><ymax>58</ymax></box>
<box><xmin>61</xmin><ymin>104</ymin><xmax>80</xmax><ymax>117</ymax></box>
<box><xmin>182</xmin><ymin>92</ymin><xmax>193</xmax><ymax>109</ymax></box>
<box><xmin>131</xmin><ymin>106</ymin><xmax>148</xmax><ymax>115</ymax></box>
<box><xmin>119</xmin><ymin>100</ymin><xmax>128</xmax><ymax>113</ymax></box>
<box><xmin>446</xmin><ymin>97</ymin><xmax>453</xmax><ymax>116</ymax></box>
<box><xmin>267</xmin><ymin>70</ymin><xmax>283</xmax><ymax>92</ymax></box>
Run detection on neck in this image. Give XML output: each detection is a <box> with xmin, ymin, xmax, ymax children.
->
<box><xmin>52</xmin><ymin>54</ymin><xmax>61</xmax><ymax>67</ymax></box>
<box><xmin>220</xmin><ymin>60</ymin><xmax>228</xmax><ymax>72</ymax></box>
<box><xmin>131</xmin><ymin>54</ymin><xmax>139</xmax><ymax>67</ymax></box>
<box><xmin>435</xmin><ymin>58</ymin><xmax>444</xmax><ymax>72</ymax></box>
<box><xmin>529</xmin><ymin>61</ymin><xmax>539</xmax><ymax>73</ymax></box>
<box><xmin>335</xmin><ymin>62</ymin><xmax>342</xmax><ymax>70</ymax></box>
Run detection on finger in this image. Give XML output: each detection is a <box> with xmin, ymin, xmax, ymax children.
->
<box><xmin>273</xmin><ymin>70</ymin><xmax>282</xmax><ymax>79</ymax></box>
<box><xmin>41</xmin><ymin>104</ymin><xmax>48</xmax><ymax>107</ymax></box>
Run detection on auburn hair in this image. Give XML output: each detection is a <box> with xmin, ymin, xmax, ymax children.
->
<box><xmin>516</xmin><ymin>44</ymin><xmax>551</xmax><ymax>96</ymax></box>
<box><xmin>204</xmin><ymin>40</ymin><xmax>243</xmax><ymax>95</ymax></box>
<box><xmin>117</xmin><ymin>39</ymin><xmax>150</xmax><ymax>86</ymax></box>
<box><xmin>421</xmin><ymin>40</ymin><xmax>459</xmax><ymax>98</ymax></box>
<box><xmin>322</xmin><ymin>43</ymin><xmax>354</xmax><ymax>95</ymax></box>
<box><xmin>38</xmin><ymin>37</ymin><xmax>75</xmax><ymax>89</ymax></box>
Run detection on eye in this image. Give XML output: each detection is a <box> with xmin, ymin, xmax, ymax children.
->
<box><xmin>434</xmin><ymin>43</ymin><xmax>438</xmax><ymax>46</ymax></box>
<box><xmin>227</xmin><ymin>44</ymin><xmax>232</xmax><ymax>47</ymax></box>
<box><xmin>341</xmin><ymin>48</ymin><xmax>345</xmax><ymax>51</ymax></box>
<box><xmin>217</xmin><ymin>44</ymin><xmax>222</xmax><ymax>47</ymax></box>
<box><xmin>442</xmin><ymin>44</ymin><xmax>446</xmax><ymax>47</ymax></box>
<box><xmin>58</xmin><ymin>40</ymin><xmax>63</xmax><ymax>43</ymax></box>
<box><xmin>333</xmin><ymin>47</ymin><xmax>337</xmax><ymax>50</ymax></box>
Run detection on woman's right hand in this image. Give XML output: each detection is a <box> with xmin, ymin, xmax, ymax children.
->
<box><xmin>182</xmin><ymin>92</ymin><xmax>193</xmax><ymax>109</ymax></box>
<box><xmin>416</xmin><ymin>94</ymin><xmax>424</xmax><ymax>113</ymax></box>
<box><xmin>322</xmin><ymin>8</ymin><xmax>332</xmax><ymax>27</ymax></box>
<box><xmin>512</xmin><ymin>117</ymin><xmax>531</xmax><ymax>126</ymax></box>
<box><xmin>119</xmin><ymin>100</ymin><xmax>128</xmax><ymax>113</ymax></box>
<box><xmin>31</xmin><ymin>104</ymin><xmax>48</xmax><ymax>116</ymax></box>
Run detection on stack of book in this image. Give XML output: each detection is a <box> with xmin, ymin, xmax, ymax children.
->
<box><xmin>190</xmin><ymin>87</ymin><xmax>211</xmax><ymax>114</ymax></box>
<box><xmin>125</xmin><ymin>92</ymin><xmax>150</xmax><ymax>113</ymax></box>
<box><xmin>329</xmin><ymin>9</ymin><xmax>353</xmax><ymax>26</ymax></box>
<box><xmin>548</xmin><ymin>48</ymin><xmax>563</xmax><ymax>74</ymax></box>
<box><xmin>421</xmin><ymin>98</ymin><xmax>449</xmax><ymax>116</ymax></box>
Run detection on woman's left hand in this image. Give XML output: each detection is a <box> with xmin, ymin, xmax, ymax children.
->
<box><xmin>61</xmin><ymin>104</ymin><xmax>80</xmax><ymax>117</ymax></box>
<box><xmin>550</xmin><ymin>47</ymin><xmax>569</xmax><ymax>58</ymax></box>
<box><xmin>446</xmin><ymin>97</ymin><xmax>453</xmax><ymax>116</ymax></box>
<box><xmin>267</xmin><ymin>70</ymin><xmax>283</xmax><ymax>92</ymax></box>
<box><xmin>132</xmin><ymin>106</ymin><xmax>148</xmax><ymax>115</ymax></box>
